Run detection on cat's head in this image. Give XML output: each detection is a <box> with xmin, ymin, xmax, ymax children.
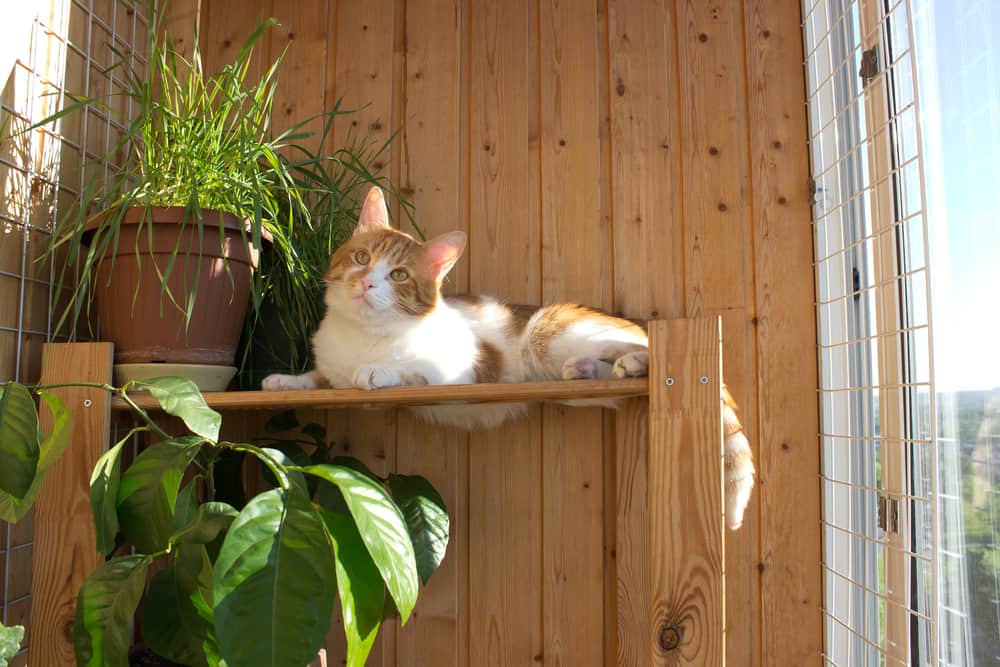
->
<box><xmin>323</xmin><ymin>186</ymin><xmax>466</xmax><ymax>329</ymax></box>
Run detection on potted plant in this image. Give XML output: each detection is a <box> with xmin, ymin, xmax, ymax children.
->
<box><xmin>39</xmin><ymin>5</ymin><xmax>345</xmax><ymax>390</ymax></box>
<box><xmin>0</xmin><ymin>376</ymin><xmax>449</xmax><ymax>666</ymax></box>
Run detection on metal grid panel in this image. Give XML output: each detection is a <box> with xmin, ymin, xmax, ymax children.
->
<box><xmin>0</xmin><ymin>1</ymin><xmax>147</xmax><ymax>661</ymax></box>
<box><xmin>804</xmin><ymin>0</ymin><xmax>937</xmax><ymax>664</ymax></box>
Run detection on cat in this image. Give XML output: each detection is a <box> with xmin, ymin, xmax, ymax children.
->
<box><xmin>262</xmin><ymin>187</ymin><xmax>755</xmax><ymax>530</ymax></box>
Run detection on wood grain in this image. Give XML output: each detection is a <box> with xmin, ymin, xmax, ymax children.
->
<box><xmin>28</xmin><ymin>343</ymin><xmax>113</xmax><ymax>667</ymax></box>
<box><xmin>327</xmin><ymin>0</ymin><xmax>396</xmax><ymax>181</ymax></box>
<box><xmin>467</xmin><ymin>0</ymin><xmax>543</xmax><ymax>663</ymax></box>
<box><xmin>607</xmin><ymin>0</ymin><xmax>683</xmax><ymax>321</ymax></box>
<box><xmin>647</xmin><ymin>319</ymin><xmax>724</xmax><ymax>666</ymax></box>
<box><xmin>743</xmin><ymin>0</ymin><xmax>823</xmax><ymax>664</ymax></box>
<box><xmin>606</xmin><ymin>1</ymin><xmax>683</xmax><ymax>664</ymax></box>
<box><xmin>112</xmin><ymin>379</ymin><xmax>648</xmax><ymax>411</ymax></box>
<box><xmin>614</xmin><ymin>397</ymin><xmax>650</xmax><ymax>667</ymax></box>
<box><xmin>393</xmin><ymin>2</ymin><xmax>467</xmax><ymax>662</ymax></box>
<box><xmin>539</xmin><ymin>0</ymin><xmax>606</xmax><ymax>663</ymax></box>
<box><xmin>267</xmin><ymin>0</ymin><xmax>329</xmax><ymax>140</ymax></box>
<box><xmin>675</xmin><ymin>1</ymin><xmax>759</xmax><ymax>661</ymax></box>
<box><xmin>201</xmin><ymin>0</ymin><xmax>272</xmax><ymax>78</ymax></box>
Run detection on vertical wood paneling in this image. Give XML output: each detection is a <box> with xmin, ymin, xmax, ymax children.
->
<box><xmin>675</xmin><ymin>1</ymin><xmax>760</xmax><ymax>662</ymax></box>
<box><xmin>538</xmin><ymin>0</ymin><xmax>606</xmax><ymax>665</ymax></box>
<box><xmin>325</xmin><ymin>3</ymin><xmax>401</xmax><ymax>663</ymax></box>
<box><xmin>394</xmin><ymin>2</ymin><xmax>467</xmax><ymax>664</ymax></box>
<box><xmin>607</xmin><ymin>0</ymin><xmax>684</xmax><ymax>321</ymax></box>
<box><xmin>744</xmin><ymin>1</ymin><xmax>822</xmax><ymax>664</ymax></box>
<box><xmin>267</xmin><ymin>0</ymin><xmax>329</xmax><ymax>139</ymax></box>
<box><xmin>467</xmin><ymin>0</ymin><xmax>543</xmax><ymax>664</ymax></box>
<box><xmin>743</xmin><ymin>1</ymin><xmax>822</xmax><ymax>663</ymax></box>
<box><xmin>327</xmin><ymin>0</ymin><xmax>396</xmax><ymax>187</ymax></box>
<box><xmin>201</xmin><ymin>0</ymin><xmax>272</xmax><ymax>77</ymax></box>
<box><xmin>606</xmin><ymin>1</ymin><xmax>682</xmax><ymax>664</ymax></box>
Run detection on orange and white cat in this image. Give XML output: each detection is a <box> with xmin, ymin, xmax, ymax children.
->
<box><xmin>263</xmin><ymin>187</ymin><xmax>755</xmax><ymax>529</ymax></box>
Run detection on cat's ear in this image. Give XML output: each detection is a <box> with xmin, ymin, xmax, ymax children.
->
<box><xmin>423</xmin><ymin>231</ymin><xmax>467</xmax><ymax>281</ymax></box>
<box><xmin>353</xmin><ymin>186</ymin><xmax>390</xmax><ymax>236</ymax></box>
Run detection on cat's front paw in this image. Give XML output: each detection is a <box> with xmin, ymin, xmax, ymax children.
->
<box><xmin>353</xmin><ymin>364</ymin><xmax>404</xmax><ymax>390</ymax></box>
<box><xmin>612</xmin><ymin>351</ymin><xmax>649</xmax><ymax>378</ymax></box>
<box><xmin>262</xmin><ymin>373</ymin><xmax>319</xmax><ymax>391</ymax></box>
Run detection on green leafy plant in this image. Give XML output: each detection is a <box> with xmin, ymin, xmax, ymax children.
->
<box><xmin>0</xmin><ymin>378</ymin><xmax>449</xmax><ymax>667</ymax></box>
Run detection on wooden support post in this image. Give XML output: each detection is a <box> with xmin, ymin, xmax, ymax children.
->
<box><xmin>29</xmin><ymin>343</ymin><xmax>114</xmax><ymax>667</ymax></box>
<box><xmin>647</xmin><ymin>318</ymin><xmax>725</xmax><ymax>665</ymax></box>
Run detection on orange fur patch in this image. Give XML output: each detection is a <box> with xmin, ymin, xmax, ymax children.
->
<box><xmin>474</xmin><ymin>341</ymin><xmax>504</xmax><ymax>383</ymax></box>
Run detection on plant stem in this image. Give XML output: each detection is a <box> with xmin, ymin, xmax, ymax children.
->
<box><xmin>117</xmin><ymin>389</ymin><xmax>170</xmax><ymax>440</ymax></box>
<box><xmin>223</xmin><ymin>442</ymin><xmax>290</xmax><ymax>491</ymax></box>
<box><xmin>207</xmin><ymin>457</ymin><xmax>216</xmax><ymax>502</ymax></box>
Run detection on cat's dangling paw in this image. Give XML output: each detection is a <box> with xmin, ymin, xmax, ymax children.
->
<box><xmin>353</xmin><ymin>364</ymin><xmax>407</xmax><ymax>390</ymax></box>
<box><xmin>261</xmin><ymin>373</ymin><xmax>319</xmax><ymax>391</ymax></box>
<box><xmin>562</xmin><ymin>356</ymin><xmax>614</xmax><ymax>380</ymax></box>
<box><xmin>612</xmin><ymin>350</ymin><xmax>649</xmax><ymax>378</ymax></box>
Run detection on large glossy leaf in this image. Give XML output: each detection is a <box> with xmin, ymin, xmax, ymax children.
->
<box><xmin>170</xmin><ymin>502</ymin><xmax>238</xmax><ymax>546</ymax></box>
<box><xmin>36</xmin><ymin>390</ymin><xmax>71</xmax><ymax>470</ymax></box>
<box><xmin>116</xmin><ymin>437</ymin><xmax>204</xmax><ymax>553</ymax></box>
<box><xmin>131</xmin><ymin>377</ymin><xmax>221</xmax><ymax>441</ymax></box>
<box><xmin>90</xmin><ymin>439</ymin><xmax>128</xmax><ymax>555</ymax></box>
<box><xmin>0</xmin><ymin>396</ymin><xmax>74</xmax><ymax>524</ymax></box>
<box><xmin>74</xmin><ymin>554</ymin><xmax>150</xmax><ymax>667</ymax></box>
<box><xmin>319</xmin><ymin>508</ymin><xmax>383</xmax><ymax>667</ymax></box>
<box><xmin>300</xmin><ymin>464</ymin><xmax>418</xmax><ymax>622</ymax></box>
<box><xmin>142</xmin><ymin>545</ymin><xmax>221</xmax><ymax>667</ymax></box>
<box><xmin>387</xmin><ymin>474</ymin><xmax>450</xmax><ymax>585</ymax></box>
<box><xmin>213</xmin><ymin>487</ymin><xmax>336</xmax><ymax>667</ymax></box>
<box><xmin>0</xmin><ymin>382</ymin><xmax>39</xmax><ymax>499</ymax></box>
<box><xmin>174</xmin><ymin>482</ymin><xmax>200</xmax><ymax>530</ymax></box>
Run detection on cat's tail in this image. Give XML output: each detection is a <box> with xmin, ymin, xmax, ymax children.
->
<box><xmin>723</xmin><ymin>386</ymin><xmax>755</xmax><ymax>530</ymax></box>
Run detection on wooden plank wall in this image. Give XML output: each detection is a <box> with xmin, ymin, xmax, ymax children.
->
<box><xmin>193</xmin><ymin>0</ymin><xmax>822</xmax><ymax>665</ymax></box>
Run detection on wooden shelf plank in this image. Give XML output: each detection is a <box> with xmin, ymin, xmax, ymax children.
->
<box><xmin>111</xmin><ymin>378</ymin><xmax>649</xmax><ymax>411</ymax></box>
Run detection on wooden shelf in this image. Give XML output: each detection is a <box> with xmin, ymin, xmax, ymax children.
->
<box><xmin>111</xmin><ymin>378</ymin><xmax>649</xmax><ymax>411</ymax></box>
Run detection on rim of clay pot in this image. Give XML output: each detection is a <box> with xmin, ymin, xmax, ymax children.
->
<box><xmin>83</xmin><ymin>206</ymin><xmax>246</xmax><ymax>234</ymax></box>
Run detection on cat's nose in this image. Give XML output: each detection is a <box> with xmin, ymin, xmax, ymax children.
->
<box><xmin>363</xmin><ymin>280</ymin><xmax>376</xmax><ymax>291</ymax></box>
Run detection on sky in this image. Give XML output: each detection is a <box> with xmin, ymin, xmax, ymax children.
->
<box><xmin>914</xmin><ymin>0</ymin><xmax>1000</xmax><ymax>392</ymax></box>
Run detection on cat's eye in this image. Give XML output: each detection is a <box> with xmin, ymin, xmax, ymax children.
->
<box><xmin>389</xmin><ymin>268</ymin><xmax>409</xmax><ymax>282</ymax></box>
<box><xmin>354</xmin><ymin>250</ymin><xmax>371</xmax><ymax>265</ymax></box>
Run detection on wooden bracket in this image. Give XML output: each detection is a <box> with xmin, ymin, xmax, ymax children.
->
<box><xmin>613</xmin><ymin>318</ymin><xmax>725</xmax><ymax>666</ymax></box>
<box><xmin>29</xmin><ymin>343</ymin><xmax>114</xmax><ymax>666</ymax></box>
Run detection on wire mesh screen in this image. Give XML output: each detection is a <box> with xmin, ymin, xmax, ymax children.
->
<box><xmin>804</xmin><ymin>0</ymin><xmax>936</xmax><ymax>663</ymax></box>
<box><xmin>0</xmin><ymin>0</ymin><xmax>147</xmax><ymax>661</ymax></box>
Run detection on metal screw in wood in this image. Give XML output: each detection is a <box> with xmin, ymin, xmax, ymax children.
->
<box><xmin>665</xmin><ymin>377</ymin><xmax>675</xmax><ymax>386</ymax></box>
<box><xmin>700</xmin><ymin>375</ymin><xmax>709</xmax><ymax>384</ymax></box>
<box><xmin>83</xmin><ymin>399</ymin><xmax>92</xmax><ymax>407</ymax></box>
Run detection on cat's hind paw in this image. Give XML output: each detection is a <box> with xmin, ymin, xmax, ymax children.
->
<box><xmin>612</xmin><ymin>351</ymin><xmax>649</xmax><ymax>378</ymax></box>
<box><xmin>261</xmin><ymin>373</ymin><xmax>319</xmax><ymax>391</ymax></box>
<box><xmin>562</xmin><ymin>356</ymin><xmax>614</xmax><ymax>380</ymax></box>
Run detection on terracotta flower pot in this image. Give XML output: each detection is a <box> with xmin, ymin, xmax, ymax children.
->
<box><xmin>88</xmin><ymin>206</ymin><xmax>257</xmax><ymax>366</ymax></box>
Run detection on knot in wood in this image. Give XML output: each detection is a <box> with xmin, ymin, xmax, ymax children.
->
<box><xmin>658</xmin><ymin>623</ymin><xmax>683</xmax><ymax>652</ymax></box>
